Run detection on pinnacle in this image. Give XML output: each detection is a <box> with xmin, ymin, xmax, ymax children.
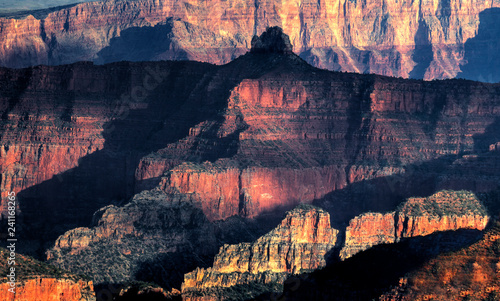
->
<box><xmin>250</xmin><ymin>26</ymin><xmax>293</xmax><ymax>54</ymax></box>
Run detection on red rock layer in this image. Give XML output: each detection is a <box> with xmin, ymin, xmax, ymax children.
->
<box><xmin>1</xmin><ymin>0</ymin><xmax>500</xmax><ymax>80</ymax></box>
<box><xmin>160</xmin><ymin>162</ymin><xmax>346</xmax><ymax>220</ymax></box>
<box><xmin>340</xmin><ymin>190</ymin><xmax>490</xmax><ymax>259</ymax></box>
<box><xmin>0</xmin><ymin>278</ymin><xmax>95</xmax><ymax>301</ymax></box>
<box><xmin>181</xmin><ymin>206</ymin><xmax>338</xmax><ymax>295</ymax></box>
<box><xmin>340</xmin><ymin>212</ymin><xmax>397</xmax><ymax>259</ymax></box>
<box><xmin>1</xmin><ymin>51</ymin><xmax>499</xmax><ymax>253</ymax></box>
<box><xmin>0</xmin><ymin>247</ymin><xmax>95</xmax><ymax>301</ymax></box>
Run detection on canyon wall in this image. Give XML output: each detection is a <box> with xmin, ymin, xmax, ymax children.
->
<box><xmin>181</xmin><ymin>190</ymin><xmax>490</xmax><ymax>300</ymax></box>
<box><xmin>1</xmin><ymin>29</ymin><xmax>500</xmax><ymax>298</ymax></box>
<box><xmin>0</xmin><ymin>59</ymin><xmax>218</xmax><ymax>250</ymax></box>
<box><xmin>1</xmin><ymin>0</ymin><xmax>500</xmax><ymax>81</ymax></box>
<box><xmin>1</xmin><ymin>38</ymin><xmax>500</xmax><ymax>253</ymax></box>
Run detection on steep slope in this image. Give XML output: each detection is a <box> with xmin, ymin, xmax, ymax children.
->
<box><xmin>266</xmin><ymin>229</ymin><xmax>485</xmax><ymax>301</ymax></box>
<box><xmin>46</xmin><ymin>189</ymin><xmax>220</xmax><ymax>290</ymax></box>
<box><xmin>1</xmin><ymin>0</ymin><xmax>500</xmax><ymax>81</ymax></box>
<box><xmin>0</xmin><ymin>59</ymin><xmax>220</xmax><ymax>255</ymax></box>
<box><xmin>253</xmin><ymin>190</ymin><xmax>500</xmax><ymax>300</ymax></box>
<box><xmin>0</xmin><ymin>247</ymin><xmax>95</xmax><ymax>301</ymax></box>
<box><xmin>1</xmin><ymin>27</ymin><xmax>500</xmax><ymax>254</ymax></box>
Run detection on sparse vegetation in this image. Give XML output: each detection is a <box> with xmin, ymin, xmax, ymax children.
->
<box><xmin>397</xmin><ymin>190</ymin><xmax>488</xmax><ymax>217</ymax></box>
<box><xmin>0</xmin><ymin>247</ymin><xmax>88</xmax><ymax>282</ymax></box>
<box><xmin>185</xmin><ymin>281</ymin><xmax>283</xmax><ymax>301</ymax></box>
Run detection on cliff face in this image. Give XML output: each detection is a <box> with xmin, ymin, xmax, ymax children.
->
<box><xmin>0</xmin><ymin>247</ymin><xmax>95</xmax><ymax>301</ymax></box>
<box><xmin>1</xmin><ymin>0</ymin><xmax>500</xmax><ymax>81</ymax></box>
<box><xmin>159</xmin><ymin>163</ymin><xmax>346</xmax><ymax>220</ymax></box>
<box><xmin>0</xmin><ymin>278</ymin><xmax>95</xmax><ymax>301</ymax></box>
<box><xmin>182</xmin><ymin>191</ymin><xmax>490</xmax><ymax>299</ymax></box>
<box><xmin>181</xmin><ymin>206</ymin><xmax>339</xmax><ymax>299</ymax></box>
<box><xmin>341</xmin><ymin>212</ymin><xmax>397</xmax><ymax>259</ymax></box>
<box><xmin>340</xmin><ymin>190</ymin><xmax>489</xmax><ymax>259</ymax></box>
<box><xmin>0</xmin><ymin>59</ymin><xmax>218</xmax><ymax>251</ymax></box>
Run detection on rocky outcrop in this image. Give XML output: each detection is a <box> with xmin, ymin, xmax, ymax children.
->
<box><xmin>340</xmin><ymin>190</ymin><xmax>489</xmax><ymax>259</ymax></box>
<box><xmin>46</xmin><ymin>189</ymin><xmax>219</xmax><ymax>288</ymax></box>
<box><xmin>250</xmin><ymin>27</ymin><xmax>293</xmax><ymax>54</ymax></box>
<box><xmin>2</xmin><ymin>0</ymin><xmax>500</xmax><ymax>81</ymax></box>
<box><xmin>0</xmin><ymin>247</ymin><xmax>95</xmax><ymax>301</ymax></box>
<box><xmin>341</xmin><ymin>212</ymin><xmax>397</xmax><ymax>259</ymax></box>
<box><xmin>181</xmin><ymin>205</ymin><xmax>338</xmax><ymax>299</ymax></box>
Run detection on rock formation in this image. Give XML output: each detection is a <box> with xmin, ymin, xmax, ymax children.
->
<box><xmin>340</xmin><ymin>190</ymin><xmax>490</xmax><ymax>259</ymax></box>
<box><xmin>46</xmin><ymin>189</ymin><xmax>219</xmax><ymax>289</ymax></box>
<box><xmin>180</xmin><ymin>190</ymin><xmax>489</xmax><ymax>299</ymax></box>
<box><xmin>1</xmin><ymin>0</ymin><xmax>500</xmax><ymax>81</ymax></box>
<box><xmin>181</xmin><ymin>205</ymin><xmax>339</xmax><ymax>300</ymax></box>
<box><xmin>0</xmin><ymin>247</ymin><xmax>95</xmax><ymax>301</ymax></box>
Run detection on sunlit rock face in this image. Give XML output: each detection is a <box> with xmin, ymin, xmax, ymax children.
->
<box><xmin>1</xmin><ymin>0</ymin><xmax>500</xmax><ymax>81</ymax></box>
<box><xmin>0</xmin><ymin>278</ymin><xmax>95</xmax><ymax>301</ymax></box>
<box><xmin>340</xmin><ymin>191</ymin><xmax>489</xmax><ymax>259</ymax></box>
<box><xmin>181</xmin><ymin>206</ymin><xmax>339</xmax><ymax>300</ymax></box>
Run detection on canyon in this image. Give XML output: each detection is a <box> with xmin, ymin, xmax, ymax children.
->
<box><xmin>0</xmin><ymin>28</ymin><xmax>499</xmax><ymax>299</ymax></box>
<box><xmin>1</xmin><ymin>0</ymin><xmax>500</xmax><ymax>81</ymax></box>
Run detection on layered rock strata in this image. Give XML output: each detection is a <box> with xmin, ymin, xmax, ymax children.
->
<box><xmin>1</xmin><ymin>30</ymin><xmax>500</xmax><ymax>255</ymax></box>
<box><xmin>340</xmin><ymin>190</ymin><xmax>489</xmax><ymax>259</ymax></box>
<box><xmin>181</xmin><ymin>205</ymin><xmax>339</xmax><ymax>299</ymax></box>
<box><xmin>0</xmin><ymin>278</ymin><xmax>95</xmax><ymax>301</ymax></box>
<box><xmin>2</xmin><ymin>29</ymin><xmax>500</xmax><ymax>299</ymax></box>
<box><xmin>1</xmin><ymin>0</ymin><xmax>500</xmax><ymax>81</ymax></box>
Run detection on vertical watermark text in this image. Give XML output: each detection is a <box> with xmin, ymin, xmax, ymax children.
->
<box><xmin>5</xmin><ymin>191</ymin><xmax>17</xmax><ymax>294</ymax></box>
